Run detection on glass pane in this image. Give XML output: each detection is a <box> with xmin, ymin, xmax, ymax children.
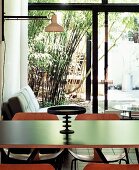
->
<box><xmin>28</xmin><ymin>10</ymin><xmax>93</xmax><ymax>108</ymax></box>
<box><xmin>99</xmin><ymin>12</ymin><xmax>139</xmax><ymax>114</ymax></box>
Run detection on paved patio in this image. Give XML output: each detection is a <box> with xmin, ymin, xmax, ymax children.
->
<box><xmin>100</xmin><ymin>89</ymin><xmax>139</xmax><ymax>112</ymax></box>
<box><xmin>70</xmin><ymin>90</ymin><xmax>139</xmax><ymax>113</ymax></box>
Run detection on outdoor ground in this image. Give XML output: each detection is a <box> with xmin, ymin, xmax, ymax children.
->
<box><xmin>69</xmin><ymin>89</ymin><xmax>139</xmax><ymax>113</ymax></box>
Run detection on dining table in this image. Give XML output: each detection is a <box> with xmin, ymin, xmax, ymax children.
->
<box><xmin>0</xmin><ymin>120</ymin><xmax>139</xmax><ymax>163</ymax></box>
<box><xmin>0</xmin><ymin>120</ymin><xmax>139</xmax><ymax>148</ymax></box>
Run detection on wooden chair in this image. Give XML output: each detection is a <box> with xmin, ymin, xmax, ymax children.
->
<box><xmin>0</xmin><ymin>164</ymin><xmax>55</xmax><ymax>170</ymax></box>
<box><xmin>74</xmin><ymin>113</ymin><xmax>120</xmax><ymax>120</ymax></box>
<box><xmin>2</xmin><ymin>112</ymin><xmax>64</xmax><ymax>170</ymax></box>
<box><xmin>68</xmin><ymin>113</ymin><xmax>129</xmax><ymax>170</ymax></box>
<box><xmin>83</xmin><ymin>163</ymin><xmax>139</xmax><ymax>170</ymax></box>
<box><xmin>12</xmin><ymin>112</ymin><xmax>59</xmax><ymax>120</ymax></box>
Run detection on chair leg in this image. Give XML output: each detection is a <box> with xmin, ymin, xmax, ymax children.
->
<box><xmin>71</xmin><ymin>159</ymin><xmax>77</xmax><ymax>170</ymax></box>
<box><xmin>71</xmin><ymin>159</ymin><xmax>75</xmax><ymax>170</ymax></box>
<box><xmin>119</xmin><ymin>160</ymin><xmax>122</xmax><ymax>164</ymax></box>
<box><xmin>74</xmin><ymin>160</ymin><xmax>77</xmax><ymax>170</ymax></box>
<box><xmin>0</xmin><ymin>148</ymin><xmax>9</xmax><ymax>163</ymax></box>
<box><xmin>135</xmin><ymin>148</ymin><xmax>139</xmax><ymax>164</ymax></box>
<box><xmin>56</xmin><ymin>158</ymin><xmax>62</xmax><ymax>170</ymax></box>
<box><xmin>119</xmin><ymin>158</ymin><xmax>129</xmax><ymax>164</ymax></box>
<box><xmin>124</xmin><ymin>148</ymin><xmax>129</xmax><ymax>164</ymax></box>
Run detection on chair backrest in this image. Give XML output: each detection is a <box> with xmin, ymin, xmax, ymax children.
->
<box><xmin>0</xmin><ymin>164</ymin><xmax>55</xmax><ymax>170</ymax></box>
<box><xmin>8</xmin><ymin>97</ymin><xmax>23</xmax><ymax>118</ymax></box>
<box><xmin>1</xmin><ymin>102</ymin><xmax>12</xmax><ymax>120</ymax></box>
<box><xmin>12</xmin><ymin>112</ymin><xmax>59</xmax><ymax>120</ymax></box>
<box><xmin>77</xmin><ymin>114</ymin><xmax>127</xmax><ymax>164</ymax></box>
<box><xmin>75</xmin><ymin>113</ymin><xmax>120</xmax><ymax>120</ymax></box>
<box><xmin>12</xmin><ymin>112</ymin><xmax>59</xmax><ymax>155</ymax></box>
<box><xmin>83</xmin><ymin>163</ymin><xmax>139</xmax><ymax>170</ymax></box>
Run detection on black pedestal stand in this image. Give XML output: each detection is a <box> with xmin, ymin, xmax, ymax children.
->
<box><xmin>47</xmin><ymin>105</ymin><xmax>86</xmax><ymax>134</ymax></box>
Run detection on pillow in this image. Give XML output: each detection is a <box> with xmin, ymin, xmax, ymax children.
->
<box><xmin>16</xmin><ymin>92</ymin><xmax>33</xmax><ymax>112</ymax></box>
<box><xmin>16</xmin><ymin>85</ymin><xmax>39</xmax><ymax>112</ymax></box>
<box><xmin>23</xmin><ymin>86</ymin><xmax>40</xmax><ymax>111</ymax></box>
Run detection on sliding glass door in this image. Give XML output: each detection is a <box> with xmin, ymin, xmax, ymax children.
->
<box><xmin>98</xmin><ymin>11</ymin><xmax>139</xmax><ymax>113</ymax></box>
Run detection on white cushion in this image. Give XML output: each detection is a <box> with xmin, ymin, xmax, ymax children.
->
<box><xmin>39</xmin><ymin>107</ymin><xmax>48</xmax><ymax>112</ymax></box>
<box><xmin>16</xmin><ymin>85</ymin><xmax>39</xmax><ymax>112</ymax></box>
<box><xmin>23</xmin><ymin>86</ymin><xmax>40</xmax><ymax>110</ymax></box>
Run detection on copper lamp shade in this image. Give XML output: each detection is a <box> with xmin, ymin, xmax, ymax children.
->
<box><xmin>45</xmin><ymin>14</ymin><xmax>64</xmax><ymax>32</ymax></box>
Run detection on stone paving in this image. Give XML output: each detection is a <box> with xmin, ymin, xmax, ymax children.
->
<box><xmin>69</xmin><ymin>90</ymin><xmax>139</xmax><ymax>113</ymax></box>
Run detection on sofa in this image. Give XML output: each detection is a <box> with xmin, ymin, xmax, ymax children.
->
<box><xmin>1</xmin><ymin>85</ymin><xmax>48</xmax><ymax>120</ymax></box>
<box><xmin>15</xmin><ymin>85</ymin><xmax>48</xmax><ymax>112</ymax></box>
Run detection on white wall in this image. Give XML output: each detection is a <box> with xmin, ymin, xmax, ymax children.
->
<box><xmin>20</xmin><ymin>0</ymin><xmax>28</xmax><ymax>88</ymax></box>
<box><xmin>108</xmin><ymin>40</ymin><xmax>139</xmax><ymax>91</ymax></box>
<box><xmin>0</xmin><ymin>0</ymin><xmax>28</xmax><ymax>105</ymax></box>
